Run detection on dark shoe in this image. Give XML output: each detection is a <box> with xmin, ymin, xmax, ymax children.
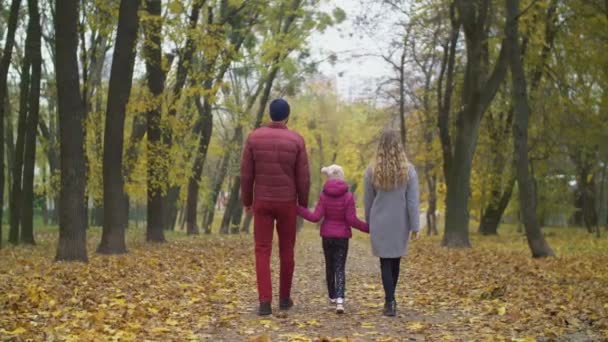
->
<box><xmin>279</xmin><ymin>298</ymin><xmax>294</xmax><ymax>310</ymax></box>
<box><xmin>258</xmin><ymin>302</ymin><xmax>272</xmax><ymax>316</ymax></box>
<box><xmin>383</xmin><ymin>300</ymin><xmax>396</xmax><ymax>317</ymax></box>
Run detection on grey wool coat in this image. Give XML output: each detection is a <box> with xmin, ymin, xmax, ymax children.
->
<box><xmin>364</xmin><ymin>163</ymin><xmax>420</xmax><ymax>258</ymax></box>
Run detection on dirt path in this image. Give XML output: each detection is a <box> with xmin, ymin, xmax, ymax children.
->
<box><xmin>209</xmin><ymin>228</ymin><xmax>459</xmax><ymax>341</ymax></box>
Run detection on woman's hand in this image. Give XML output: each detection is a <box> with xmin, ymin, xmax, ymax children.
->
<box><xmin>410</xmin><ymin>231</ymin><xmax>420</xmax><ymax>241</ymax></box>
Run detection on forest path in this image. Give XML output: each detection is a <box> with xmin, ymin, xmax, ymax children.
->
<box><xmin>209</xmin><ymin>228</ymin><xmax>468</xmax><ymax>341</ymax></box>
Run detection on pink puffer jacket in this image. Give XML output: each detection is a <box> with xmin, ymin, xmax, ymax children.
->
<box><xmin>298</xmin><ymin>179</ymin><xmax>369</xmax><ymax>238</ymax></box>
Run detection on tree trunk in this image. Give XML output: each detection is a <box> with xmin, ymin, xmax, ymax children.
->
<box><xmin>0</xmin><ymin>0</ymin><xmax>22</xmax><ymax>249</ymax></box>
<box><xmin>98</xmin><ymin>0</ymin><xmax>140</xmax><ymax>254</ymax></box>
<box><xmin>42</xmin><ymin>169</ymin><xmax>49</xmax><ymax>226</ymax></box>
<box><xmin>506</xmin><ymin>0</ymin><xmax>554</xmax><ymax>258</ymax></box>
<box><xmin>161</xmin><ymin>1</ymin><xmax>203</xmax><ymax>232</ymax></box>
<box><xmin>479</xmin><ymin>107</ymin><xmax>515</xmax><ymax>235</ymax></box>
<box><xmin>144</xmin><ymin>0</ymin><xmax>166</xmax><ymax>243</ymax></box>
<box><xmin>55</xmin><ymin>0</ymin><xmax>88</xmax><ymax>262</ymax></box>
<box><xmin>222</xmin><ymin>175</ymin><xmax>241</xmax><ymax>231</ymax></box>
<box><xmin>442</xmin><ymin>0</ymin><xmax>508</xmax><ymax>248</ymax></box>
<box><xmin>241</xmin><ymin>213</ymin><xmax>253</xmax><ymax>234</ymax></box>
<box><xmin>185</xmin><ymin>98</ymin><xmax>213</xmax><ymax>235</ymax></box>
<box><xmin>597</xmin><ymin>163</ymin><xmax>607</xmax><ymax>238</ymax></box>
<box><xmin>581</xmin><ymin>170</ymin><xmax>598</xmax><ymax>232</ymax></box>
<box><xmin>436</xmin><ymin>2</ymin><xmax>459</xmax><ymax>185</ymax></box>
<box><xmin>442</xmin><ymin>122</ymin><xmax>479</xmax><ymax>247</ymax></box>
<box><xmin>206</xmin><ymin>153</ymin><xmax>231</xmax><ymax>234</ymax></box>
<box><xmin>9</xmin><ymin>12</ymin><xmax>33</xmax><ymax>244</ymax></box>
<box><xmin>478</xmin><ymin>175</ymin><xmax>515</xmax><ymax>235</ymax></box>
<box><xmin>91</xmin><ymin>202</ymin><xmax>103</xmax><ymax>227</ymax></box>
<box><xmin>398</xmin><ymin>50</ymin><xmax>406</xmax><ymax>147</ymax></box>
<box><xmin>425</xmin><ymin>173</ymin><xmax>438</xmax><ymax>235</ymax></box>
<box><xmin>20</xmin><ymin>0</ymin><xmax>42</xmax><ymax>245</ymax></box>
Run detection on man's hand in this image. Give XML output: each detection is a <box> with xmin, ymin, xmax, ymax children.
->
<box><xmin>410</xmin><ymin>231</ymin><xmax>420</xmax><ymax>241</ymax></box>
<box><xmin>245</xmin><ymin>206</ymin><xmax>253</xmax><ymax>215</ymax></box>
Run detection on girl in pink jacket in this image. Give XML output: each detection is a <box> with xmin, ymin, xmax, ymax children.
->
<box><xmin>298</xmin><ymin>164</ymin><xmax>369</xmax><ymax>314</ymax></box>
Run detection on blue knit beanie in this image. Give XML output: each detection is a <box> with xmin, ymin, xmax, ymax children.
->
<box><xmin>269</xmin><ymin>99</ymin><xmax>290</xmax><ymax>122</ymax></box>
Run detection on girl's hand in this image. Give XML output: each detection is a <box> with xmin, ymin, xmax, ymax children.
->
<box><xmin>410</xmin><ymin>231</ymin><xmax>420</xmax><ymax>241</ymax></box>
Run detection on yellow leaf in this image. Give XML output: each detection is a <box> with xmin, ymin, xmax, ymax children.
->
<box><xmin>512</xmin><ymin>337</ymin><xmax>536</xmax><ymax>342</ymax></box>
<box><xmin>165</xmin><ymin>318</ymin><xmax>179</xmax><ymax>326</ymax></box>
<box><xmin>6</xmin><ymin>327</ymin><xmax>27</xmax><ymax>335</ymax></box>
<box><xmin>361</xmin><ymin>322</ymin><xmax>375</xmax><ymax>329</ymax></box>
<box><xmin>497</xmin><ymin>306</ymin><xmax>507</xmax><ymax>316</ymax></box>
<box><xmin>151</xmin><ymin>327</ymin><xmax>171</xmax><ymax>334</ymax></box>
<box><xmin>407</xmin><ymin>321</ymin><xmax>425</xmax><ymax>332</ymax></box>
<box><xmin>249</xmin><ymin>335</ymin><xmax>270</xmax><ymax>342</ymax></box>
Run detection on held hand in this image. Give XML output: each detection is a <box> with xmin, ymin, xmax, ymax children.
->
<box><xmin>245</xmin><ymin>206</ymin><xmax>253</xmax><ymax>215</ymax></box>
<box><xmin>410</xmin><ymin>231</ymin><xmax>420</xmax><ymax>241</ymax></box>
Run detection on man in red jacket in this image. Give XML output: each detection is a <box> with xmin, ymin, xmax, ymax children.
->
<box><xmin>241</xmin><ymin>98</ymin><xmax>310</xmax><ymax>316</ymax></box>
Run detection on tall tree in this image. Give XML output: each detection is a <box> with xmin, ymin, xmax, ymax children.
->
<box><xmin>0</xmin><ymin>0</ymin><xmax>22</xmax><ymax>248</ymax></box>
<box><xmin>9</xmin><ymin>0</ymin><xmax>35</xmax><ymax>245</ymax></box>
<box><xmin>442</xmin><ymin>0</ymin><xmax>508</xmax><ymax>248</ymax></box>
<box><xmin>97</xmin><ymin>0</ymin><xmax>140</xmax><ymax>254</ymax></box>
<box><xmin>21</xmin><ymin>0</ymin><xmax>43</xmax><ymax>244</ymax></box>
<box><xmin>160</xmin><ymin>0</ymin><xmax>204</xmax><ymax>232</ymax></box>
<box><xmin>505</xmin><ymin>0</ymin><xmax>554</xmax><ymax>257</ymax></box>
<box><xmin>184</xmin><ymin>3</ymin><xmax>261</xmax><ymax>234</ymax></box>
<box><xmin>144</xmin><ymin>0</ymin><xmax>166</xmax><ymax>242</ymax></box>
<box><xmin>55</xmin><ymin>0</ymin><xmax>88</xmax><ymax>261</ymax></box>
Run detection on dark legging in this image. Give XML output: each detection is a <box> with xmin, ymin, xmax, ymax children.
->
<box><xmin>322</xmin><ymin>238</ymin><xmax>349</xmax><ymax>299</ymax></box>
<box><xmin>380</xmin><ymin>257</ymin><xmax>401</xmax><ymax>302</ymax></box>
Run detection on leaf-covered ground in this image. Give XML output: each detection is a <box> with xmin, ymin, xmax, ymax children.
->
<box><xmin>1</xmin><ymin>225</ymin><xmax>607</xmax><ymax>341</ymax></box>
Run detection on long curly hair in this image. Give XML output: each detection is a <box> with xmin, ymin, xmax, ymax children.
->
<box><xmin>371</xmin><ymin>130</ymin><xmax>409</xmax><ymax>191</ymax></box>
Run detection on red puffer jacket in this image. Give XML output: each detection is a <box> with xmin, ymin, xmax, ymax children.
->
<box><xmin>240</xmin><ymin>122</ymin><xmax>310</xmax><ymax>207</ymax></box>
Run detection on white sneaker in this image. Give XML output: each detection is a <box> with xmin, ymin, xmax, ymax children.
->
<box><xmin>329</xmin><ymin>298</ymin><xmax>336</xmax><ymax>306</ymax></box>
<box><xmin>336</xmin><ymin>298</ymin><xmax>345</xmax><ymax>314</ymax></box>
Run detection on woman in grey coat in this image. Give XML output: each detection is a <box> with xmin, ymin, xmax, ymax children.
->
<box><xmin>364</xmin><ymin>130</ymin><xmax>420</xmax><ymax>317</ymax></box>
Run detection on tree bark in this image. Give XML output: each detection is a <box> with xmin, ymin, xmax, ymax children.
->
<box><xmin>55</xmin><ymin>0</ymin><xmax>88</xmax><ymax>262</ymax></box>
<box><xmin>20</xmin><ymin>0</ymin><xmax>42</xmax><ymax>245</ymax></box>
<box><xmin>506</xmin><ymin>0</ymin><xmax>554</xmax><ymax>258</ymax></box>
<box><xmin>0</xmin><ymin>0</ymin><xmax>21</xmax><ymax>249</ymax></box>
<box><xmin>144</xmin><ymin>0</ymin><xmax>166</xmax><ymax>243</ymax></box>
<box><xmin>98</xmin><ymin>0</ymin><xmax>140</xmax><ymax>254</ymax></box>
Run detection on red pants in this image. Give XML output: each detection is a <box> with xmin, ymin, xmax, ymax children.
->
<box><xmin>253</xmin><ymin>200</ymin><xmax>297</xmax><ymax>303</ymax></box>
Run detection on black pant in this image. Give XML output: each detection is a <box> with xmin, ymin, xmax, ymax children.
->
<box><xmin>322</xmin><ymin>238</ymin><xmax>349</xmax><ymax>299</ymax></box>
<box><xmin>380</xmin><ymin>257</ymin><xmax>401</xmax><ymax>302</ymax></box>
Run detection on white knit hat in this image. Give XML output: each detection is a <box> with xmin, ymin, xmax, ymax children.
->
<box><xmin>321</xmin><ymin>164</ymin><xmax>345</xmax><ymax>180</ymax></box>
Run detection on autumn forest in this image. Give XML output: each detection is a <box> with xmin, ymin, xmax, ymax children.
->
<box><xmin>1</xmin><ymin>0</ymin><xmax>607</xmax><ymax>340</ymax></box>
